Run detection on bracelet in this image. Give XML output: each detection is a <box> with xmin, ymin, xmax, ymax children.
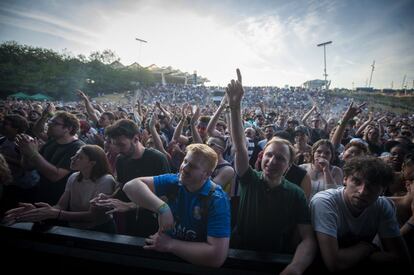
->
<box><xmin>56</xmin><ymin>209</ymin><xmax>62</xmax><ymax>220</ymax></box>
<box><xmin>157</xmin><ymin>203</ymin><xmax>170</xmax><ymax>215</ymax></box>
<box><xmin>406</xmin><ymin>222</ymin><xmax>414</xmax><ymax>230</ymax></box>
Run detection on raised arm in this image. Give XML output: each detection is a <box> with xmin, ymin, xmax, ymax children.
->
<box><xmin>190</xmin><ymin>106</ymin><xmax>203</xmax><ymax>144</ymax></box>
<box><xmin>206</xmin><ymin>96</ymin><xmax>226</xmax><ymax>138</ymax></box>
<box><xmin>355</xmin><ymin>112</ymin><xmax>373</xmax><ymax>137</ymax></box>
<box><xmin>331</xmin><ymin>101</ymin><xmax>366</xmax><ymax>148</ymax></box>
<box><xmin>226</xmin><ymin>69</ymin><xmax>249</xmax><ymax>176</ymax></box>
<box><xmin>32</xmin><ymin>103</ymin><xmax>54</xmax><ymax>142</ymax></box>
<box><xmin>77</xmin><ymin>90</ymin><xmax>99</xmax><ymax>124</ymax></box>
<box><xmin>172</xmin><ymin>104</ymin><xmax>190</xmax><ymax>145</ymax></box>
<box><xmin>149</xmin><ymin>112</ymin><xmax>170</xmax><ymax>157</ymax></box>
<box><xmin>301</xmin><ymin>105</ymin><xmax>317</xmax><ymax>128</ymax></box>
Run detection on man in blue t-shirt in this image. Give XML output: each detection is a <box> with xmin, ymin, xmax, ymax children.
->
<box><xmin>123</xmin><ymin>143</ymin><xmax>230</xmax><ymax>267</ymax></box>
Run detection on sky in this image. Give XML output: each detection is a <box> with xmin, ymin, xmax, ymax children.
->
<box><xmin>0</xmin><ymin>0</ymin><xmax>413</xmax><ymax>89</ymax></box>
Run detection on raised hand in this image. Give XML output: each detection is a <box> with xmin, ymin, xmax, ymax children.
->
<box><xmin>190</xmin><ymin>106</ymin><xmax>201</xmax><ymax>125</ymax></box>
<box><xmin>225</xmin><ymin>68</ymin><xmax>244</xmax><ymax>107</ymax></box>
<box><xmin>77</xmin><ymin>90</ymin><xmax>88</xmax><ymax>101</ymax></box>
<box><xmin>343</xmin><ymin>101</ymin><xmax>367</xmax><ymax>121</ymax></box>
<box><xmin>149</xmin><ymin>112</ymin><xmax>158</xmax><ymax>129</ymax></box>
<box><xmin>15</xmin><ymin>134</ymin><xmax>39</xmax><ymax>157</ymax></box>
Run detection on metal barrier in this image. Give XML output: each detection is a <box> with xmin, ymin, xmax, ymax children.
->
<box><xmin>1</xmin><ymin>223</ymin><xmax>294</xmax><ymax>274</ymax></box>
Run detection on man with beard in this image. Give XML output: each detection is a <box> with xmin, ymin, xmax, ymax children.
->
<box><xmin>16</xmin><ymin>111</ymin><xmax>84</xmax><ymax>205</ymax></box>
<box><xmin>311</xmin><ymin>156</ymin><xmax>411</xmax><ymax>272</ymax></box>
<box><xmin>122</xmin><ymin>143</ymin><xmax>230</xmax><ymax>267</ymax></box>
<box><xmin>92</xmin><ymin>119</ymin><xmax>170</xmax><ymax>236</ymax></box>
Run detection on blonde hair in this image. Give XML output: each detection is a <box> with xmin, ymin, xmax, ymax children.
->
<box><xmin>263</xmin><ymin>137</ymin><xmax>296</xmax><ymax>165</ymax></box>
<box><xmin>186</xmin><ymin>143</ymin><xmax>218</xmax><ymax>173</ymax></box>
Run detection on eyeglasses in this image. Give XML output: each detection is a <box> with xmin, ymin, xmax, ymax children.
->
<box><xmin>47</xmin><ymin>119</ymin><xmax>65</xmax><ymax>127</ymax></box>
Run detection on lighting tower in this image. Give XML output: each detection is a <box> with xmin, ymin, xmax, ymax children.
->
<box><xmin>317</xmin><ymin>41</ymin><xmax>332</xmax><ymax>90</ymax></box>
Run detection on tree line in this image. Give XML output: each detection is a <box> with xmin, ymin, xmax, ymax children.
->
<box><xmin>0</xmin><ymin>41</ymin><xmax>155</xmax><ymax>100</ymax></box>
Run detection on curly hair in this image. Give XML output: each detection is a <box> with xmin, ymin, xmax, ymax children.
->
<box><xmin>343</xmin><ymin>156</ymin><xmax>394</xmax><ymax>188</ymax></box>
<box><xmin>54</xmin><ymin>111</ymin><xmax>80</xmax><ymax>136</ymax></box>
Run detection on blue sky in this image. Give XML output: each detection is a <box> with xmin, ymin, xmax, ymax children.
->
<box><xmin>0</xmin><ymin>0</ymin><xmax>413</xmax><ymax>88</ymax></box>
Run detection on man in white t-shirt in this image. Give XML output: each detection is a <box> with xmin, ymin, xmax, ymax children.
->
<box><xmin>311</xmin><ymin>156</ymin><xmax>412</xmax><ymax>272</ymax></box>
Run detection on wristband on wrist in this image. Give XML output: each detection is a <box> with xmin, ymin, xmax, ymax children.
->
<box><xmin>157</xmin><ymin>203</ymin><xmax>170</xmax><ymax>214</ymax></box>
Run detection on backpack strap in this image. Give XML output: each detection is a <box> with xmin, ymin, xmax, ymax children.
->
<box><xmin>199</xmin><ymin>182</ymin><xmax>217</xmax><ymax>224</ymax></box>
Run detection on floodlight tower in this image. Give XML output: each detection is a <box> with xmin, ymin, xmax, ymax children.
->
<box><xmin>317</xmin><ymin>41</ymin><xmax>332</xmax><ymax>90</ymax></box>
<box><xmin>135</xmin><ymin>37</ymin><xmax>148</xmax><ymax>63</ymax></box>
<box><xmin>368</xmin><ymin>60</ymin><xmax>375</xmax><ymax>88</ymax></box>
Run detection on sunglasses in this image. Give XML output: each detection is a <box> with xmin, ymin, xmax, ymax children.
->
<box><xmin>207</xmin><ymin>142</ymin><xmax>225</xmax><ymax>151</ymax></box>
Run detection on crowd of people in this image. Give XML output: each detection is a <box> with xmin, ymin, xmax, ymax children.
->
<box><xmin>0</xmin><ymin>69</ymin><xmax>413</xmax><ymax>273</ymax></box>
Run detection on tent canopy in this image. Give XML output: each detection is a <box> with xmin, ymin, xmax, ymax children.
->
<box><xmin>29</xmin><ymin>93</ymin><xmax>53</xmax><ymax>100</ymax></box>
<box><xmin>9</xmin><ymin>92</ymin><xmax>31</xmax><ymax>99</ymax></box>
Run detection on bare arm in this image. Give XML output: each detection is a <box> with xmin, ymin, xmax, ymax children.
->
<box><xmin>123</xmin><ymin>176</ymin><xmax>174</xmax><ymax>232</ymax></box>
<box><xmin>77</xmin><ymin>90</ymin><xmax>99</xmax><ymax>124</ymax></box>
<box><xmin>32</xmin><ymin>103</ymin><xmax>54</xmax><ymax>142</ymax></box>
<box><xmin>331</xmin><ymin>101</ymin><xmax>366</xmax><ymax>148</ymax></box>
<box><xmin>206</xmin><ymin>96</ymin><xmax>226</xmax><ymax>137</ymax></box>
<box><xmin>212</xmin><ymin>166</ymin><xmax>234</xmax><ymax>190</ymax></box>
<box><xmin>300</xmin><ymin>172</ymin><xmax>312</xmax><ymax>202</ymax></box>
<box><xmin>168</xmin><ymin>236</ymin><xmax>229</xmax><ymax>267</ymax></box>
<box><xmin>190</xmin><ymin>106</ymin><xmax>202</xmax><ymax>144</ymax></box>
<box><xmin>355</xmin><ymin>112</ymin><xmax>373</xmax><ymax>137</ymax></box>
<box><xmin>316</xmin><ymin>232</ymin><xmax>375</xmax><ymax>272</ymax></box>
<box><xmin>16</xmin><ymin>134</ymin><xmax>71</xmax><ymax>182</ymax></box>
<box><xmin>369</xmin><ymin>236</ymin><xmax>412</xmax><ymax>267</ymax></box>
<box><xmin>226</xmin><ymin>69</ymin><xmax>249</xmax><ymax>176</ymax></box>
<box><xmin>281</xmin><ymin>224</ymin><xmax>317</xmax><ymax>275</ymax></box>
<box><xmin>149</xmin><ymin>113</ymin><xmax>170</xmax><ymax>157</ymax></box>
<box><xmin>301</xmin><ymin>106</ymin><xmax>317</xmax><ymax>128</ymax></box>
<box><xmin>172</xmin><ymin>104</ymin><xmax>190</xmax><ymax>145</ymax></box>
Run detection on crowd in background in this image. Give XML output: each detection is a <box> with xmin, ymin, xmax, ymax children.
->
<box><xmin>0</xmin><ymin>79</ymin><xmax>413</xmax><ymax>273</ymax></box>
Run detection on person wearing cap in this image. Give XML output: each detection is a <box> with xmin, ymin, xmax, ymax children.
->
<box><xmin>227</xmin><ymin>69</ymin><xmax>316</xmax><ymax>275</ymax></box>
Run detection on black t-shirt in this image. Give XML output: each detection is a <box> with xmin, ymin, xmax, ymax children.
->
<box><xmin>285</xmin><ymin>164</ymin><xmax>307</xmax><ymax>187</ymax></box>
<box><xmin>36</xmin><ymin>139</ymin><xmax>84</xmax><ymax>205</ymax></box>
<box><xmin>115</xmin><ymin>147</ymin><xmax>171</xmax><ymax>236</ymax></box>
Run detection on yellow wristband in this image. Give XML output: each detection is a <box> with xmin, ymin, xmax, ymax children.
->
<box><xmin>158</xmin><ymin>203</ymin><xmax>170</xmax><ymax>214</ymax></box>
